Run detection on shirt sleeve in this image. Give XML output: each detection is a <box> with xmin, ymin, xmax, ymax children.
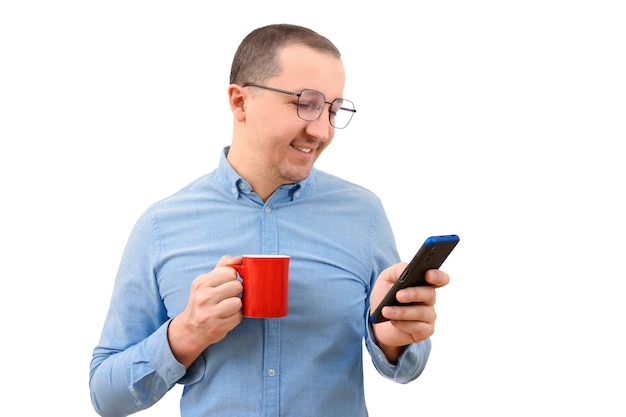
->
<box><xmin>89</xmin><ymin>208</ymin><xmax>200</xmax><ymax>417</ymax></box>
<box><xmin>364</xmin><ymin>319</ymin><xmax>432</xmax><ymax>383</ymax></box>
<box><xmin>363</xmin><ymin>198</ymin><xmax>433</xmax><ymax>383</ymax></box>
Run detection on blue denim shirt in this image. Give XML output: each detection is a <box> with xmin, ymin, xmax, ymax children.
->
<box><xmin>90</xmin><ymin>147</ymin><xmax>431</xmax><ymax>417</ymax></box>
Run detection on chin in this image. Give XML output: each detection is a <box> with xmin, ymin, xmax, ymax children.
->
<box><xmin>283</xmin><ymin>167</ymin><xmax>312</xmax><ymax>183</ymax></box>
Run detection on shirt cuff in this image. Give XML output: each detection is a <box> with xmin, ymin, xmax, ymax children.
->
<box><xmin>365</xmin><ymin>319</ymin><xmax>432</xmax><ymax>383</ymax></box>
<box><xmin>145</xmin><ymin>319</ymin><xmax>205</xmax><ymax>386</ymax></box>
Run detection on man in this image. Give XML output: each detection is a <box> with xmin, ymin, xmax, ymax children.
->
<box><xmin>90</xmin><ymin>23</ymin><xmax>450</xmax><ymax>417</ymax></box>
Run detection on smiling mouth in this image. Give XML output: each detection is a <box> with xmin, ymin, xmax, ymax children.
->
<box><xmin>292</xmin><ymin>145</ymin><xmax>313</xmax><ymax>153</ymax></box>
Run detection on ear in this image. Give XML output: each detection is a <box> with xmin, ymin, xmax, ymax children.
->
<box><xmin>228</xmin><ymin>84</ymin><xmax>247</xmax><ymax>122</ymax></box>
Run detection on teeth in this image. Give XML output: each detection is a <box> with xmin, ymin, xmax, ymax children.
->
<box><xmin>294</xmin><ymin>146</ymin><xmax>312</xmax><ymax>153</ymax></box>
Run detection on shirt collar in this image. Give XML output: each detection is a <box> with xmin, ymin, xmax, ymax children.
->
<box><xmin>218</xmin><ymin>146</ymin><xmax>313</xmax><ymax>201</ymax></box>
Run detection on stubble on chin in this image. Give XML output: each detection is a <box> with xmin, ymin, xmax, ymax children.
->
<box><xmin>277</xmin><ymin>161</ymin><xmax>313</xmax><ymax>184</ymax></box>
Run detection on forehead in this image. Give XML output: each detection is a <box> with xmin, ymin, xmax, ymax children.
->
<box><xmin>272</xmin><ymin>44</ymin><xmax>345</xmax><ymax>98</ymax></box>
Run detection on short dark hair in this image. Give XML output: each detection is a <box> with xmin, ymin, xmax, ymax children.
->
<box><xmin>229</xmin><ymin>24</ymin><xmax>341</xmax><ymax>85</ymax></box>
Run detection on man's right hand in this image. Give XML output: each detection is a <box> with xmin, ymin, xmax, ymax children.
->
<box><xmin>167</xmin><ymin>255</ymin><xmax>244</xmax><ymax>368</ymax></box>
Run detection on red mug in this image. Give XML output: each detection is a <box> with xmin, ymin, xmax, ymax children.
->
<box><xmin>231</xmin><ymin>255</ymin><xmax>290</xmax><ymax>318</ymax></box>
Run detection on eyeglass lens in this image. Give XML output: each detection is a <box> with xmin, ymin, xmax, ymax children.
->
<box><xmin>298</xmin><ymin>89</ymin><xmax>355</xmax><ymax>129</ymax></box>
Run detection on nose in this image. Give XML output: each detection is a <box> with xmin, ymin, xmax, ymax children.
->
<box><xmin>304</xmin><ymin>107</ymin><xmax>334</xmax><ymax>142</ymax></box>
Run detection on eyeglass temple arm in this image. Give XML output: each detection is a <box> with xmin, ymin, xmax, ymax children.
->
<box><xmin>242</xmin><ymin>83</ymin><xmax>299</xmax><ymax>97</ymax></box>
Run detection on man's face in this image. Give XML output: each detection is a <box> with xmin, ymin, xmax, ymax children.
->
<box><xmin>241</xmin><ymin>44</ymin><xmax>346</xmax><ymax>191</ymax></box>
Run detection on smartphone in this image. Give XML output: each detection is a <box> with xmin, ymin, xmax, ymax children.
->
<box><xmin>369</xmin><ymin>234</ymin><xmax>459</xmax><ymax>324</ymax></box>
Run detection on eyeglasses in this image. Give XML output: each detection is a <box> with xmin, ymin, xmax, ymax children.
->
<box><xmin>243</xmin><ymin>82</ymin><xmax>356</xmax><ymax>129</ymax></box>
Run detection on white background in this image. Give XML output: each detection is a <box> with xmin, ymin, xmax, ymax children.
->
<box><xmin>1</xmin><ymin>1</ymin><xmax>624</xmax><ymax>415</ymax></box>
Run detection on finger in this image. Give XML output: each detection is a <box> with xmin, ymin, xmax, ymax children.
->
<box><xmin>218</xmin><ymin>255</ymin><xmax>241</xmax><ymax>267</ymax></box>
<box><xmin>377</xmin><ymin>262</ymin><xmax>408</xmax><ymax>287</ymax></box>
<box><xmin>382</xmin><ymin>302</ymin><xmax>437</xmax><ymax>323</ymax></box>
<box><xmin>395</xmin><ymin>285</ymin><xmax>436</xmax><ymax>305</ymax></box>
<box><xmin>192</xmin><ymin>265</ymin><xmax>239</xmax><ymax>291</ymax></box>
<box><xmin>211</xmin><ymin>278</ymin><xmax>243</xmax><ymax>299</ymax></box>
<box><xmin>215</xmin><ymin>295</ymin><xmax>243</xmax><ymax>319</ymax></box>
<box><xmin>394</xmin><ymin>320</ymin><xmax>435</xmax><ymax>344</ymax></box>
<box><xmin>424</xmin><ymin>269</ymin><xmax>450</xmax><ymax>288</ymax></box>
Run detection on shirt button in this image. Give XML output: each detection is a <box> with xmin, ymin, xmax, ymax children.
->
<box><xmin>265</xmin><ymin>206</ymin><xmax>271</xmax><ymax>213</ymax></box>
<box><xmin>268</xmin><ymin>369</ymin><xmax>276</xmax><ymax>376</ymax></box>
<box><xmin>231</xmin><ymin>187</ymin><xmax>237</xmax><ymax>194</ymax></box>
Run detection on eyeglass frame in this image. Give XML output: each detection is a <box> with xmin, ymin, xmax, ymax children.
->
<box><xmin>242</xmin><ymin>82</ymin><xmax>356</xmax><ymax>129</ymax></box>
